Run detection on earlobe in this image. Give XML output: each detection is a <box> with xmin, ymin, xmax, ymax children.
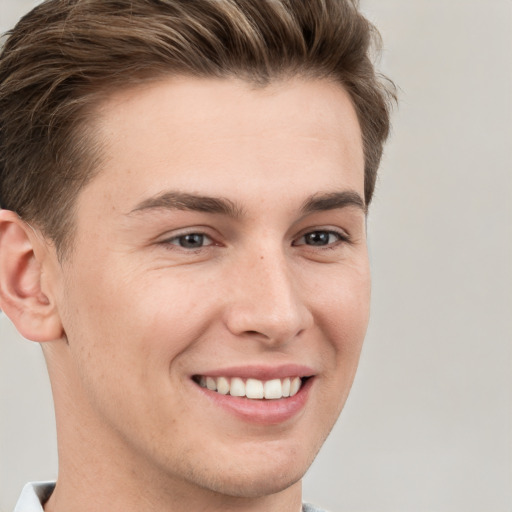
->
<box><xmin>0</xmin><ymin>209</ymin><xmax>63</xmax><ymax>342</ymax></box>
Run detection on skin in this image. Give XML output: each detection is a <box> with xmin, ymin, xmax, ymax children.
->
<box><xmin>0</xmin><ymin>77</ymin><xmax>370</xmax><ymax>512</ymax></box>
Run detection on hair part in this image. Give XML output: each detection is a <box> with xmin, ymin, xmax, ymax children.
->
<box><xmin>0</xmin><ymin>0</ymin><xmax>396</xmax><ymax>258</ymax></box>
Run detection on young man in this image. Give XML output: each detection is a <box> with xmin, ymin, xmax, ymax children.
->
<box><xmin>0</xmin><ymin>1</ymin><xmax>394</xmax><ymax>511</ymax></box>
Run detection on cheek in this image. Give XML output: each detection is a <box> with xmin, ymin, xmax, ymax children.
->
<box><xmin>316</xmin><ymin>268</ymin><xmax>370</xmax><ymax>414</ymax></box>
<box><xmin>61</xmin><ymin>263</ymin><xmax>221</xmax><ymax>378</ymax></box>
<box><xmin>315</xmin><ymin>261</ymin><xmax>371</xmax><ymax>351</ymax></box>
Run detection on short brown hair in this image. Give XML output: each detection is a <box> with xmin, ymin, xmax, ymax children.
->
<box><xmin>0</xmin><ymin>0</ymin><xmax>395</xmax><ymax>256</ymax></box>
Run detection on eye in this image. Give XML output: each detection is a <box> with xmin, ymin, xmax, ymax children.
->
<box><xmin>293</xmin><ymin>230</ymin><xmax>347</xmax><ymax>247</ymax></box>
<box><xmin>167</xmin><ymin>232</ymin><xmax>214</xmax><ymax>249</ymax></box>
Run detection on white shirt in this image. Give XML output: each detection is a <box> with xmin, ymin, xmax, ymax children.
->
<box><xmin>14</xmin><ymin>482</ymin><xmax>54</xmax><ymax>512</ymax></box>
<box><xmin>14</xmin><ymin>482</ymin><xmax>326</xmax><ymax>511</ymax></box>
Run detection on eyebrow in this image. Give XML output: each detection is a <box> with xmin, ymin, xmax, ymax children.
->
<box><xmin>300</xmin><ymin>190</ymin><xmax>367</xmax><ymax>215</ymax></box>
<box><xmin>128</xmin><ymin>189</ymin><xmax>366</xmax><ymax>218</ymax></box>
<box><xmin>128</xmin><ymin>191</ymin><xmax>243</xmax><ymax>218</ymax></box>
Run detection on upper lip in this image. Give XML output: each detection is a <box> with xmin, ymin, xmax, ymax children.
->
<box><xmin>191</xmin><ymin>364</ymin><xmax>316</xmax><ymax>381</ymax></box>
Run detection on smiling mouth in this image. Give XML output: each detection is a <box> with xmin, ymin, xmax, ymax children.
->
<box><xmin>192</xmin><ymin>375</ymin><xmax>311</xmax><ymax>400</ymax></box>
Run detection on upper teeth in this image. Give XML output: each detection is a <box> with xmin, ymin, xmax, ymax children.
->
<box><xmin>198</xmin><ymin>376</ymin><xmax>303</xmax><ymax>399</ymax></box>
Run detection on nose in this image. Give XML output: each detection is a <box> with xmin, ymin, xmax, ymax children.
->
<box><xmin>223</xmin><ymin>250</ymin><xmax>314</xmax><ymax>346</ymax></box>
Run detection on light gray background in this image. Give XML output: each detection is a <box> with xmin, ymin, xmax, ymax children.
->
<box><xmin>1</xmin><ymin>0</ymin><xmax>511</xmax><ymax>511</ymax></box>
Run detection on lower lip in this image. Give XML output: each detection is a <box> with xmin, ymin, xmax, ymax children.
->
<box><xmin>194</xmin><ymin>378</ymin><xmax>313</xmax><ymax>425</ymax></box>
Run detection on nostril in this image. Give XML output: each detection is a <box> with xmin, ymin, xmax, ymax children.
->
<box><xmin>245</xmin><ymin>330</ymin><xmax>262</xmax><ymax>336</ymax></box>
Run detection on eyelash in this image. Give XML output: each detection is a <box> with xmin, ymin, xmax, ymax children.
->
<box><xmin>160</xmin><ymin>229</ymin><xmax>350</xmax><ymax>251</ymax></box>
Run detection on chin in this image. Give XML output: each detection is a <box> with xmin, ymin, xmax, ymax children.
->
<box><xmin>190</xmin><ymin>439</ymin><xmax>321</xmax><ymax>499</ymax></box>
<box><xmin>202</xmin><ymin>464</ymin><xmax>304</xmax><ymax>499</ymax></box>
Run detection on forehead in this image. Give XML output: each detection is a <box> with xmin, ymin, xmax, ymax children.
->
<box><xmin>78</xmin><ymin>77</ymin><xmax>364</xmax><ymax>219</ymax></box>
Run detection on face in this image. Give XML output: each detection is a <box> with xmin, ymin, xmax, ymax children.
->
<box><xmin>49</xmin><ymin>77</ymin><xmax>370</xmax><ymax>501</ymax></box>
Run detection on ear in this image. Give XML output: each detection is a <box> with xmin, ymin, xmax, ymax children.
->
<box><xmin>0</xmin><ymin>209</ymin><xmax>63</xmax><ymax>342</ymax></box>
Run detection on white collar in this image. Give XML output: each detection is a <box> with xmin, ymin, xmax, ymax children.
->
<box><xmin>14</xmin><ymin>481</ymin><xmax>55</xmax><ymax>512</ymax></box>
